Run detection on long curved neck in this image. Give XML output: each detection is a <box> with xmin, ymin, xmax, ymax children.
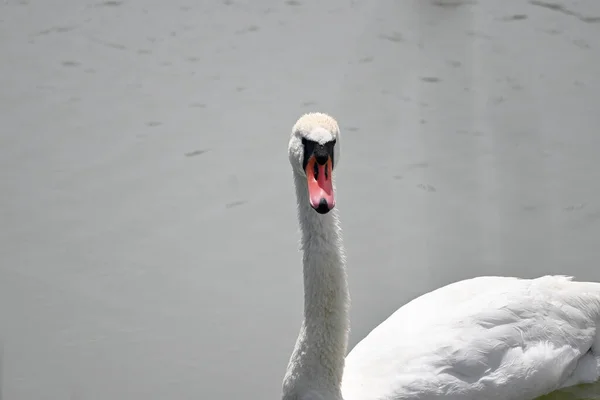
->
<box><xmin>283</xmin><ymin>173</ymin><xmax>350</xmax><ymax>400</ymax></box>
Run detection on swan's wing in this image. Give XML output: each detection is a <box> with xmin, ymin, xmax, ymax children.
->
<box><xmin>342</xmin><ymin>276</ymin><xmax>600</xmax><ymax>400</ymax></box>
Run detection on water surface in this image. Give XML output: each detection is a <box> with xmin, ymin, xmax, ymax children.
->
<box><xmin>1</xmin><ymin>0</ymin><xmax>600</xmax><ymax>399</ymax></box>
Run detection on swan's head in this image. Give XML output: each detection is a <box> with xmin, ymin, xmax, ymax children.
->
<box><xmin>289</xmin><ymin>112</ymin><xmax>341</xmax><ymax>215</ymax></box>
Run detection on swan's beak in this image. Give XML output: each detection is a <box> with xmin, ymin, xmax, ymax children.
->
<box><xmin>305</xmin><ymin>155</ymin><xmax>335</xmax><ymax>214</ymax></box>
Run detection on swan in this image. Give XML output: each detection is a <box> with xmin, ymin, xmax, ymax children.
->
<box><xmin>281</xmin><ymin>112</ymin><xmax>600</xmax><ymax>400</ymax></box>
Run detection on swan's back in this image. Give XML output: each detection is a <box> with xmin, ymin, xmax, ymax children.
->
<box><xmin>342</xmin><ymin>275</ymin><xmax>600</xmax><ymax>400</ymax></box>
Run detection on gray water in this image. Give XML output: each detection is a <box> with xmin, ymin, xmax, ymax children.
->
<box><xmin>1</xmin><ymin>0</ymin><xmax>600</xmax><ymax>399</ymax></box>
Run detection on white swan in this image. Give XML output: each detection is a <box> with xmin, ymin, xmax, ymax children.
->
<box><xmin>281</xmin><ymin>112</ymin><xmax>600</xmax><ymax>400</ymax></box>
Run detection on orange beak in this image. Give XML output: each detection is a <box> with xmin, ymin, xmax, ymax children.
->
<box><xmin>305</xmin><ymin>156</ymin><xmax>335</xmax><ymax>214</ymax></box>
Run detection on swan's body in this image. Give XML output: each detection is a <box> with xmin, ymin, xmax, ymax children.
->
<box><xmin>343</xmin><ymin>275</ymin><xmax>600</xmax><ymax>400</ymax></box>
<box><xmin>282</xmin><ymin>112</ymin><xmax>600</xmax><ymax>400</ymax></box>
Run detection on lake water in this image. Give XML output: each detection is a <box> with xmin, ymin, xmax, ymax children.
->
<box><xmin>1</xmin><ymin>0</ymin><xmax>600</xmax><ymax>399</ymax></box>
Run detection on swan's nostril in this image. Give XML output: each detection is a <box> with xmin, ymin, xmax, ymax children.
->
<box><xmin>314</xmin><ymin>198</ymin><xmax>331</xmax><ymax>214</ymax></box>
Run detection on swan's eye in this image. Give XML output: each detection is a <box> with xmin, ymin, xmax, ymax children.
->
<box><xmin>324</xmin><ymin>140</ymin><xmax>335</xmax><ymax>170</ymax></box>
<box><xmin>302</xmin><ymin>139</ymin><xmax>316</xmax><ymax>171</ymax></box>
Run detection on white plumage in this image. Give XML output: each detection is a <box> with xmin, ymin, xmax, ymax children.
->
<box><xmin>282</xmin><ymin>112</ymin><xmax>600</xmax><ymax>400</ymax></box>
<box><xmin>343</xmin><ymin>275</ymin><xmax>600</xmax><ymax>400</ymax></box>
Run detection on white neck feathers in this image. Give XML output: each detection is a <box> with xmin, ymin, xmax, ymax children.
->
<box><xmin>282</xmin><ymin>173</ymin><xmax>350</xmax><ymax>400</ymax></box>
